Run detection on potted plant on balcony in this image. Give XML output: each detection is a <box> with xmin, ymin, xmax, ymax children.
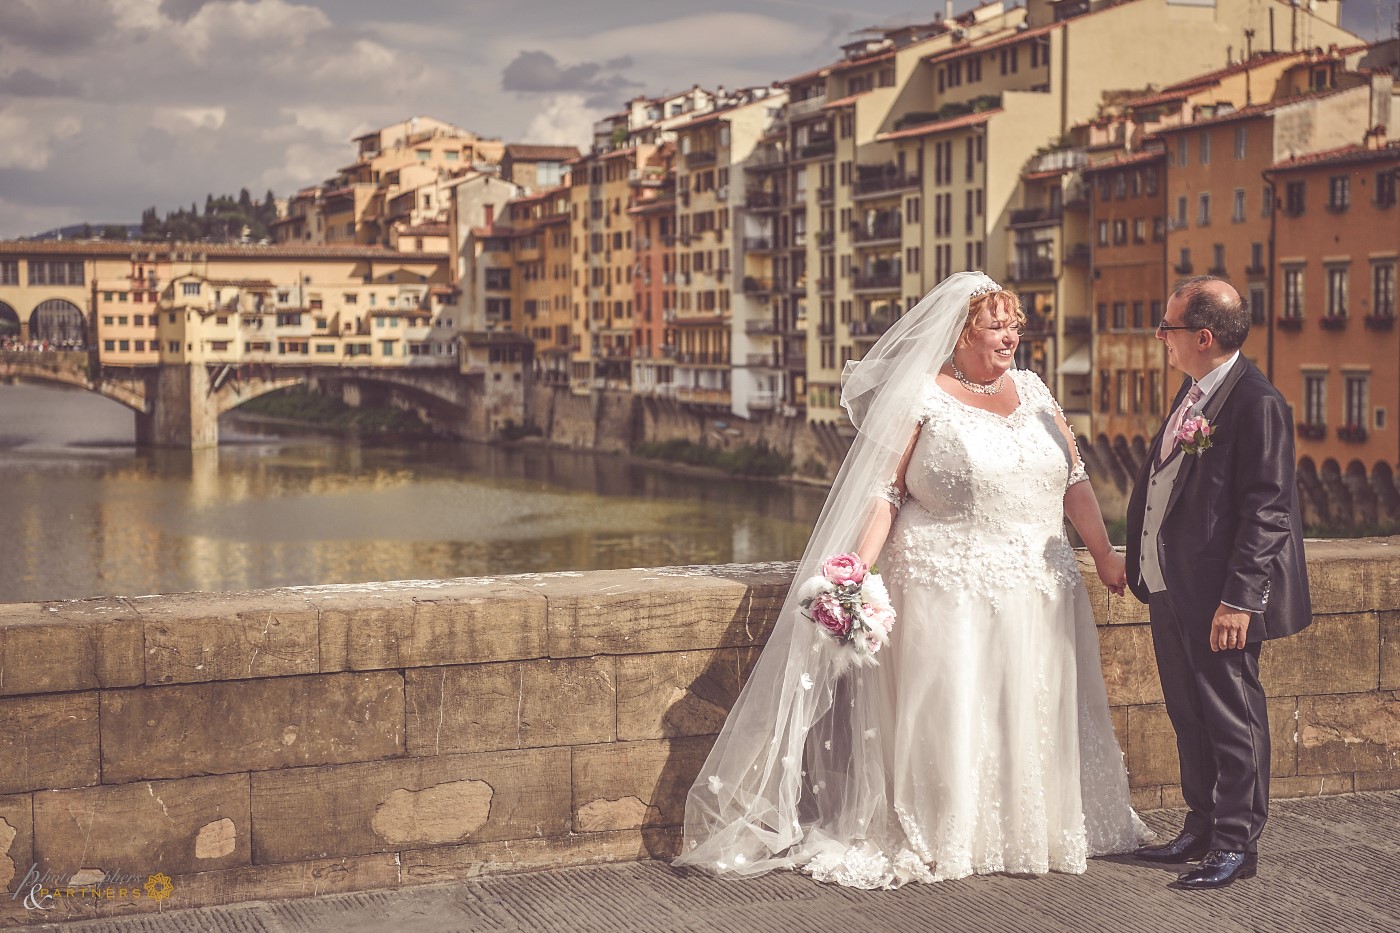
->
<box><xmin>1336</xmin><ymin>423</ymin><xmax>1368</xmax><ymax>443</ymax></box>
<box><xmin>1295</xmin><ymin>422</ymin><xmax>1327</xmax><ymax>441</ymax></box>
<box><xmin>1276</xmin><ymin>315</ymin><xmax>1303</xmax><ymax>331</ymax></box>
<box><xmin>1364</xmin><ymin>313</ymin><xmax>1395</xmax><ymax>331</ymax></box>
<box><xmin>1319</xmin><ymin>313</ymin><xmax>1347</xmax><ymax>330</ymax></box>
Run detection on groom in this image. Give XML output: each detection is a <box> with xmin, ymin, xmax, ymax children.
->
<box><xmin>1126</xmin><ymin>276</ymin><xmax>1311</xmax><ymax>890</ymax></box>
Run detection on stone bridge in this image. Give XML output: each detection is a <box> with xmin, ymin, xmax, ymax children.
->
<box><xmin>0</xmin><ymin>540</ymin><xmax>1395</xmax><ymax>925</ymax></box>
<box><xmin>0</xmin><ymin>351</ymin><xmax>481</xmax><ymax>448</ymax></box>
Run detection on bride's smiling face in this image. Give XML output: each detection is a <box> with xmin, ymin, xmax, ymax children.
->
<box><xmin>957</xmin><ymin>298</ymin><xmax>1022</xmax><ymax>377</ymax></box>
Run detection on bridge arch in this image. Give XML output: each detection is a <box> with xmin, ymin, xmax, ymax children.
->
<box><xmin>29</xmin><ymin>298</ymin><xmax>86</xmax><ymax>345</ymax></box>
<box><xmin>0</xmin><ymin>301</ymin><xmax>18</xmax><ymax>338</ymax></box>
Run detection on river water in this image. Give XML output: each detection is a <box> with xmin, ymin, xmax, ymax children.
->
<box><xmin>0</xmin><ymin>384</ymin><xmax>825</xmax><ymax>604</ymax></box>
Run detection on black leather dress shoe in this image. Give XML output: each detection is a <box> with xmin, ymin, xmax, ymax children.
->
<box><xmin>1174</xmin><ymin>851</ymin><xmax>1257</xmax><ymax>890</ymax></box>
<box><xmin>1134</xmin><ymin>831</ymin><xmax>1211</xmax><ymax>864</ymax></box>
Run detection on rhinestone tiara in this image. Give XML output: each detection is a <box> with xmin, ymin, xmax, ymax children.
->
<box><xmin>968</xmin><ymin>275</ymin><xmax>1002</xmax><ymax>298</ymax></box>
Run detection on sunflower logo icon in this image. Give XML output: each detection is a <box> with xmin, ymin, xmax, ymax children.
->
<box><xmin>143</xmin><ymin>873</ymin><xmax>174</xmax><ymax>902</ymax></box>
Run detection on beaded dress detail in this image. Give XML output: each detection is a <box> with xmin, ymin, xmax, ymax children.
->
<box><xmin>807</xmin><ymin>370</ymin><xmax>1148</xmax><ymax>887</ymax></box>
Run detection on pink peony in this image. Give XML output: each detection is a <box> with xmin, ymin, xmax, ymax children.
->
<box><xmin>810</xmin><ymin>592</ymin><xmax>852</xmax><ymax>637</ymax></box>
<box><xmin>821</xmin><ymin>552</ymin><xmax>867</xmax><ymax>586</ymax></box>
<box><xmin>863</xmin><ymin>605</ymin><xmax>896</xmax><ymax>637</ymax></box>
<box><xmin>1175</xmin><ymin>415</ymin><xmax>1211</xmax><ymax>443</ymax></box>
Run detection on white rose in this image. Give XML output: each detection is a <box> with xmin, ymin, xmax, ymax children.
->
<box><xmin>859</xmin><ymin>573</ymin><xmax>891</xmax><ymax>611</ymax></box>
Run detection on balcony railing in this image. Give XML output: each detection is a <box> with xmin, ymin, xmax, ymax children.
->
<box><xmin>816</xmin><ymin>231</ymin><xmax>834</xmax><ymax>249</ymax></box>
<box><xmin>787</xmin><ymin>94</ymin><xmax>829</xmax><ymax>119</ymax></box>
<box><xmin>852</xmin><ymin>221</ymin><xmax>902</xmax><ymax>244</ymax></box>
<box><xmin>853</xmin><ymin>170</ymin><xmax>921</xmax><ymax>198</ymax></box>
<box><xmin>744</xmin><ymin>319</ymin><xmax>777</xmax><ymax>335</ymax></box>
<box><xmin>1277</xmin><ymin>315</ymin><xmax>1303</xmax><ymax>331</ymax></box>
<box><xmin>742</xmin><ymin>276</ymin><xmax>774</xmax><ymax>294</ymax></box>
<box><xmin>1320</xmin><ymin>313</ymin><xmax>1347</xmax><ymax>330</ymax></box>
<box><xmin>748</xmin><ymin>392</ymin><xmax>778</xmax><ymax>410</ymax></box>
<box><xmin>1008</xmin><ymin>258</ymin><xmax>1055</xmax><ymax>282</ymax></box>
<box><xmin>817</xmin><ymin>186</ymin><xmax>834</xmax><ymax>203</ymax></box>
<box><xmin>746</xmin><ymin>353</ymin><xmax>778</xmax><ymax>368</ymax></box>
<box><xmin>747</xmin><ymin>148</ymin><xmax>787</xmax><ymax>168</ymax></box>
<box><xmin>817</xmin><ymin>277</ymin><xmax>834</xmax><ymax>293</ymax></box>
<box><xmin>1009</xmin><ymin>206</ymin><xmax>1063</xmax><ymax>226</ymax></box>
<box><xmin>853</xmin><ymin>268</ymin><xmax>902</xmax><ymax>291</ymax></box>
<box><xmin>1063</xmin><ymin>243</ymin><xmax>1091</xmax><ymax>265</ymax></box>
<box><xmin>745</xmin><ymin>190</ymin><xmax>782</xmax><ymax>210</ymax></box>
<box><xmin>1063</xmin><ymin>316</ymin><xmax>1092</xmax><ymax>335</ymax></box>
<box><xmin>743</xmin><ymin>236</ymin><xmax>774</xmax><ymax>251</ymax></box>
<box><xmin>685</xmin><ymin>150</ymin><xmax>717</xmax><ymax>168</ymax></box>
<box><xmin>798</xmin><ymin>138</ymin><xmax>835</xmax><ymax>160</ymax></box>
<box><xmin>1337</xmin><ymin>424</ymin><xmax>1368</xmax><ymax>443</ymax></box>
<box><xmin>1365</xmin><ymin>313</ymin><xmax>1395</xmax><ymax>331</ymax></box>
<box><xmin>849</xmin><ymin>317</ymin><xmax>893</xmax><ymax>338</ymax></box>
<box><xmin>675</xmin><ymin>386</ymin><xmax>731</xmax><ymax>405</ymax></box>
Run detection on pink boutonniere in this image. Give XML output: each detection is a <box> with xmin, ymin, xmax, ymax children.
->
<box><xmin>1175</xmin><ymin>414</ymin><xmax>1215</xmax><ymax>455</ymax></box>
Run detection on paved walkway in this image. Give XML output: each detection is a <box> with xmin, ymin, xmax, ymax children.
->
<box><xmin>30</xmin><ymin>792</ymin><xmax>1400</xmax><ymax>933</ymax></box>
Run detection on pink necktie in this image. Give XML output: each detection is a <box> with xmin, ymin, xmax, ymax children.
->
<box><xmin>1158</xmin><ymin>385</ymin><xmax>1204</xmax><ymax>467</ymax></box>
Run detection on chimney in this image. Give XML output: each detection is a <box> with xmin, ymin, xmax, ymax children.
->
<box><xmin>946</xmin><ymin>0</ymin><xmax>954</xmax><ymax>22</ymax></box>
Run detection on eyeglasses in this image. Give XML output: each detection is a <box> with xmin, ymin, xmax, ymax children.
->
<box><xmin>1155</xmin><ymin>320</ymin><xmax>1198</xmax><ymax>333</ymax></box>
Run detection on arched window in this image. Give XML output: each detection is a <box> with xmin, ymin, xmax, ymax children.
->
<box><xmin>30</xmin><ymin>298</ymin><xmax>86</xmax><ymax>345</ymax></box>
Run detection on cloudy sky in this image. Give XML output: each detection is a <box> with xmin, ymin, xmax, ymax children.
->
<box><xmin>0</xmin><ymin>0</ymin><xmax>1390</xmax><ymax>239</ymax></box>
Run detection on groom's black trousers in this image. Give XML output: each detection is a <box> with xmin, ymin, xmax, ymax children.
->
<box><xmin>1148</xmin><ymin>590</ymin><xmax>1270</xmax><ymax>853</ymax></box>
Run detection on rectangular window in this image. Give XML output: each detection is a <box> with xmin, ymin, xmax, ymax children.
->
<box><xmin>0</xmin><ymin>260</ymin><xmax>16</xmax><ymax>285</ymax></box>
<box><xmin>1326</xmin><ymin>266</ymin><xmax>1348</xmax><ymax>317</ymax></box>
<box><xmin>1262</xmin><ymin>184</ymin><xmax>1273</xmax><ymax>218</ymax></box>
<box><xmin>1178</xmin><ymin>137</ymin><xmax>1189</xmax><ymax>168</ymax></box>
<box><xmin>1198</xmin><ymin>192</ymin><xmax>1211</xmax><ymax>226</ymax></box>
<box><xmin>1378</xmin><ymin>169</ymin><xmax>1398</xmax><ymax>208</ymax></box>
<box><xmin>1199</xmin><ymin>132</ymin><xmax>1211</xmax><ymax>165</ymax></box>
<box><xmin>182</xmin><ymin>282</ymin><xmax>201</xmax><ymax>296</ymax></box>
<box><xmin>1112</xmin><ymin>302</ymin><xmax>1127</xmax><ymax>330</ymax></box>
<box><xmin>1374</xmin><ymin>261</ymin><xmax>1397</xmax><ymax>318</ymax></box>
<box><xmin>1176</xmin><ymin>196</ymin><xmax>1188</xmax><ymax>228</ymax></box>
<box><xmin>1132</xmin><ymin>301</ymin><xmax>1145</xmax><ymax>330</ymax></box>
<box><xmin>1098</xmin><ymin>369</ymin><xmax>1111</xmax><ymax>412</ymax></box>
<box><xmin>1097</xmin><ymin>220</ymin><xmax>1109</xmax><ymax>246</ymax></box>
<box><xmin>1304</xmin><ymin>374</ymin><xmax>1326</xmax><ymax>426</ymax></box>
<box><xmin>1345</xmin><ymin>375</ymin><xmax>1368</xmax><ymax>429</ymax></box>
<box><xmin>1283</xmin><ymin>266</ymin><xmax>1305</xmax><ymax>319</ymax></box>
<box><xmin>1113</xmin><ymin>219</ymin><xmax>1127</xmax><ymax>245</ymax></box>
<box><xmin>1328</xmin><ymin>176</ymin><xmax>1350</xmax><ymax>211</ymax></box>
<box><xmin>1234</xmin><ymin>125</ymin><xmax>1247</xmax><ymax>160</ymax></box>
<box><xmin>1285</xmin><ymin>181</ymin><xmax>1305</xmax><ymax>215</ymax></box>
<box><xmin>1232</xmin><ymin>188</ymin><xmax>1246</xmax><ymax>222</ymax></box>
<box><xmin>1248</xmin><ymin>284</ymin><xmax>1267</xmax><ymax>325</ymax></box>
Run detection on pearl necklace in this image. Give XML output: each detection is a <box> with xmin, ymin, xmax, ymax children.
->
<box><xmin>950</xmin><ymin>361</ymin><xmax>1004</xmax><ymax>395</ymax></box>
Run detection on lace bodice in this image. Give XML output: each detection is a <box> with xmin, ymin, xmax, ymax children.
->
<box><xmin>884</xmin><ymin>370</ymin><xmax>1084</xmax><ymax>603</ymax></box>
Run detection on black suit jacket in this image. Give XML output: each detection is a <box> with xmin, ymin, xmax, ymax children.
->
<box><xmin>1126</xmin><ymin>356</ymin><xmax>1311</xmax><ymax>642</ymax></box>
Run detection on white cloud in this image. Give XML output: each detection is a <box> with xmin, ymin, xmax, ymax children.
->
<box><xmin>0</xmin><ymin>106</ymin><xmax>81</xmax><ymax>170</ymax></box>
<box><xmin>521</xmin><ymin>94</ymin><xmax>602</xmax><ymax>148</ymax></box>
<box><xmin>523</xmin><ymin>12</ymin><xmax>827</xmax><ymax>65</ymax></box>
<box><xmin>173</xmin><ymin>0</ymin><xmax>332</xmax><ymax>57</ymax></box>
<box><xmin>152</xmin><ymin>105</ymin><xmax>226</xmax><ymax>132</ymax></box>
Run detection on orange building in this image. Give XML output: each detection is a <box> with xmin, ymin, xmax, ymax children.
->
<box><xmin>628</xmin><ymin>146</ymin><xmax>676</xmax><ymax>398</ymax></box>
<box><xmin>498</xmin><ymin>186</ymin><xmax>573</xmax><ymax>385</ymax></box>
<box><xmin>1083</xmin><ymin>150</ymin><xmax>1169</xmax><ymax>444</ymax></box>
<box><xmin>1266</xmin><ymin>142</ymin><xmax>1399</xmax><ymax>497</ymax></box>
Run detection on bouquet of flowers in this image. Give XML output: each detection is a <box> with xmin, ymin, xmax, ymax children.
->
<box><xmin>797</xmin><ymin>553</ymin><xmax>896</xmax><ymax>670</ymax></box>
<box><xmin>1176</xmin><ymin>414</ymin><xmax>1215</xmax><ymax>455</ymax></box>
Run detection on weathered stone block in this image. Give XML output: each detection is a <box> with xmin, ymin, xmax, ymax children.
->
<box><xmin>314</xmin><ymin>580</ymin><xmax>546</xmax><ymax>672</ymax></box>
<box><xmin>1305</xmin><ymin>540</ymin><xmax>1400</xmax><ymax>614</ymax></box>
<box><xmin>1130</xmin><ymin>787</ymin><xmax>1162</xmax><ymax>813</ymax></box>
<box><xmin>401</xmin><ymin>829</ymin><xmax>668</xmax><ymax>885</ymax></box>
<box><xmin>1126</xmin><ymin>705</ymin><xmax>1179</xmax><ymax>788</ymax></box>
<box><xmin>570</xmin><ymin>737</ymin><xmax>713</xmax><ymax>833</ymax></box>
<box><xmin>101</xmin><ymin>672</ymin><xmax>405</xmax><ymax>783</ymax></box>
<box><xmin>1261</xmin><ymin>613</ymin><xmax>1380</xmax><ymax>697</ymax></box>
<box><xmin>165</xmin><ymin>854</ymin><xmax>400</xmax><ymax>917</ymax></box>
<box><xmin>32</xmin><ymin>774</ymin><xmax>250</xmax><ymax>879</ymax></box>
<box><xmin>0</xmin><ymin>794</ymin><xmax>34</xmax><ymax>901</ymax></box>
<box><xmin>405</xmin><ymin>658</ymin><xmax>614</xmax><ymax>756</ymax></box>
<box><xmin>538</xmin><ymin>566</ymin><xmax>787</xmax><ymax>658</ymax></box>
<box><xmin>1098</xmin><ymin>624</ymin><xmax>1163</xmax><ymax>707</ymax></box>
<box><xmin>1381</xmin><ymin>610</ymin><xmax>1400</xmax><ymax>693</ymax></box>
<box><xmin>1270</xmin><ymin>696</ymin><xmax>1300</xmax><ymax>778</ymax></box>
<box><xmin>1298</xmin><ymin>691</ymin><xmax>1400</xmax><ymax>775</ymax></box>
<box><xmin>616</xmin><ymin>647</ymin><xmax>761</xmax><ymax>741</ymax></box>
<box><xmin>250</xmin><ymin>747</ymin><xmax>570</xmax><ymax>864</ymax></box>
<box><xmin>1075</xmin><ymin>552</ymin><xmax>1148</xmax><ymax>626</ymax></box>
<box><xmin>0</xmin><ymin>599</ymin><xmax>143</xmax><ymax>696</ymax></box>
<box><xmin>1270</xmin><ymin>774</ymin><xmax>1355</xmax><ymax>798</ymax></box>
<box><xmin>0</xmin><ymin>693</ymin><xmax>99</xmax><ymax>795</ymax></box>
<box><xmin>1355</xmin><ymin>769</ymin><xmax>1400</xmax><ymax>792</ymax></box>
<box><xmin>141</xmin><ymin>593</ymin><xmax>319</xmax><ymax>685</ymax></box>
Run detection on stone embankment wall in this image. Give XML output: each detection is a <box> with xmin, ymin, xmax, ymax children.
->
<box><xmin>1</xmin><ymin>540</ymin><xmax>1397</xmax><ymax>925</ymax></box>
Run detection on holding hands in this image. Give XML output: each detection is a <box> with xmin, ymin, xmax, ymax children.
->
<box><xmin>1094</xmin><ymin>549</ymin><xmax>1128</xmax><ymax>597</ymax></box>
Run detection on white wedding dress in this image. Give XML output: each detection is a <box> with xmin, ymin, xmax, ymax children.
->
<box><xmin>803</xmin><ymin>370</ymin><xmax>1149</xmax><ymax>887</ymax></box>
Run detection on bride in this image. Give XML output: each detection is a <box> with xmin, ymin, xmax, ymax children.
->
<box><xmin>673</xmin><ymin>271</ymin><xmax>1148</xmax><ymax>888</ymax></box>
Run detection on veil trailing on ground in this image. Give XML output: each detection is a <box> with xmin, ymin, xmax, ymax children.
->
<box><xmin>673</xmin><ymin>271</ymin><xmax>1002</xmax><ymax>880</ymax></box>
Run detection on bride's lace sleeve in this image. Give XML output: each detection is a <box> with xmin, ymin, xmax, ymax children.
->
<box><xmin>1020</xmin><ymin>370</ymin><xmax>1089</xmax><ymax>488</ymax></box>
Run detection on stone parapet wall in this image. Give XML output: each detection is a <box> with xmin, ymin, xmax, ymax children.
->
<box><xmin>0</xmin><ymin>540</ymin><xmax>1396</xmax><ymax>925</ymax></box>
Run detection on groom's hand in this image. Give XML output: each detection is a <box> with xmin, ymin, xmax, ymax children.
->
<box><xmin>1210</xmin><ymin>604</ymin><xmax>1251</xmax><ymax>651</ymax></box>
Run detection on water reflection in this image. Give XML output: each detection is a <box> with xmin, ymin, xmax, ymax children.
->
<box><xmin>0</xmin><ymin>384</ymin><xmax>825</xmax><ymax>603</ymax></box>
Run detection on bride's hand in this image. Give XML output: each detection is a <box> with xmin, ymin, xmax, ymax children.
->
<box><xmin>1094</xmin><ymin>550</ymin><xmax>1127</xmax><ymax>597</ymax></box>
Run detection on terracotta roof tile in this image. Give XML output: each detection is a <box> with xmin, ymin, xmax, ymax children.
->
<box><xmin>876</xmin><ymin>108</ymin><xmax>1000</xmax><ymax>143</ymax></box>
<box><xmin>1266</xmin><ymin>142</ymin><xmax>1400</xmax><ymax>173</ymax></box>
<box><xmin>505</xmin><ymin>143</ymin><xmax>581</xmax><ymax>162</ymax></box>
